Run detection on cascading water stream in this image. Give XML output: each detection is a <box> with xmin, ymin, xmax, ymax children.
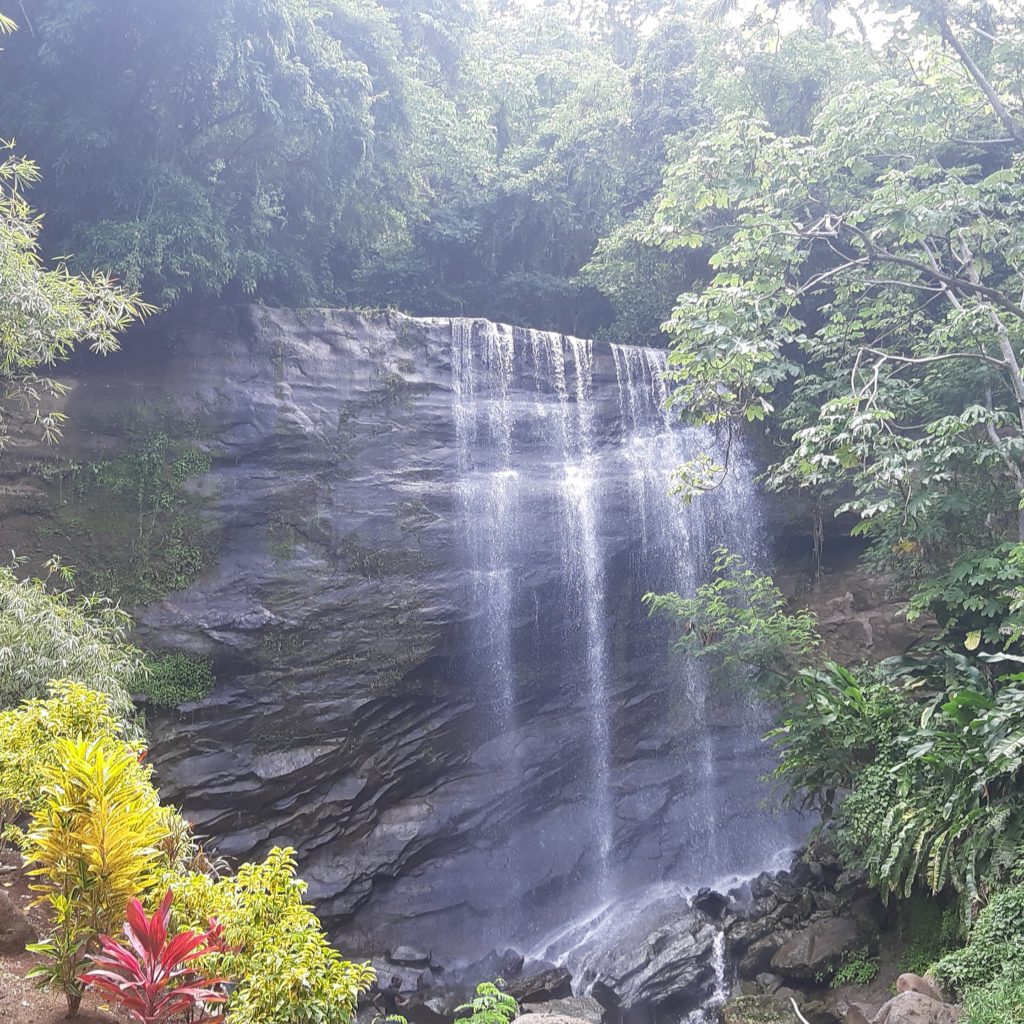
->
<box><xmin>447</xmin><ymin>317</ymin><xmax>799</xmax><ymax>980</ymax></box>
<box><xmin>452</xmin><ymin>319</ymin><xmax>520</xmax><ymax>726</ymax></box>
<box><xmin>558</xmin><ymin>335</ymin><xmax>614</xmax><ymax>885</ymax></box>
<box><xmin>611</xmin><ymin>343</ymin><xmax>721</xmax><ymax>873</ymax></box>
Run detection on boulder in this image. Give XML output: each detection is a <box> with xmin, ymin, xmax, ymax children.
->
<box><xmin>835</xmin><ymin>870</ymin><xmax>870</xmax><ymax>894</ymax></box>
<box><xmin>872</xmin><ymin>993</ymin><xmax>961</xmax><ymax>1024</ymax></box>
<box><xmin>739</xmin><ymin>937</ymin><xmax>783</xmax><ymax>978</ymax></box>
<box><xmin>462</xmin><ymin>948</ymin><xmax>525</xmax><ymax>987</ymax></box>
<box><xmin>389</xmin><ymin>945</ymin><xmax>433</xmax><ymax>967</ymax></box>
<box><xmin>895</xmin><ymin>975</ymin><xmax>943</xmax><ymax>1003</ymax></box>
<box><xmin>0</xmin><ymin>889</ymin><xmax>37</xmax><ymax>954</ymax></box>
<box><xmin>800</xmin><ymin>1001</ymin><xmax>843</xmax><ymax>1024</ymax></box>
<box><xmin>847</xmin><ymin>896</ymin><xmax>885</xmax><ymax>931</ymax></box>
<box><xmin>507</xmin><ymin>967</ymin><xmax>573</xmax><ymax>1003</ymax></box>
<box><xmin>770</xmin><ymin>917</ymin><xmax>862</xmax><ymax>980</ymax></box>
<box><xmin>729</xmin><ymin>915</ymin><xmax>781</xmax><ymax>954</ymax></box>
<box><xmin>790</xmin><ymin>860</ymin><xmax>827</xmax><ymax>889</ymax></box>
<box><xmin>421</xmin><ymin>995</ymin><xmax>460</xmax><ymax>1023</ymax></box>
<box><xmin>771</xmin><ymin>895</ymin><xmax>814</xmax><ymax>924</ymax></box>
<box><xmin>587</xmin><ymin>915</ymin><xmax>718</xmax><ymax>1011</ymax></box>
<box><xmin>692</xmin><ymin>888</ymin><xmax>730</xmax><ymax>918</ymax></box>
<box><xmin>513</xmin><ymin>1016</ymin><xmax>589</xmax><ymax>1024</ymax></box>
<box><xmin>520</xmin><ymin>997</ymin><xmax>604</xmax><ymax>1024</ymax></box>
<box><xmin>808</xmin><ymin>841</ymin><xmax>841</xmax><ymax>872</ymax></box>
<box><xmin>369</xmin><ymin>960</ymin><xmax>423</xmax><ymax>993</ymax></box>
<box><xmin>837</xmin><ymin>999</ymin><xmax>888</xmax><ymax>1024</ymax></box>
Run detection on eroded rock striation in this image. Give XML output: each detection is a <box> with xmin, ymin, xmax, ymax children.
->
<box><xmin>0</xmin><ymin>305</ymin><xmax>803</xmax><ymax>966</ymax></box>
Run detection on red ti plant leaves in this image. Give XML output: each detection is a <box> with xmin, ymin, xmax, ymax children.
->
<box><xmin>80</xmin><ymin>889</ymin><xmax>229</xmax><ymax>1024</ymax></box>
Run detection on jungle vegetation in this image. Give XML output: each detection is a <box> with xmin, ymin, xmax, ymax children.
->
<box><xmin>8</xmin><ymin>0</ymin><xmax>1024</xmax><ymax>1022</ymax></box>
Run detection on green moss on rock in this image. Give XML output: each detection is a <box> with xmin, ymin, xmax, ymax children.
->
<box><xmin>721</xmin><ymin>995</ymin><xmax>794</xmax><ymax>1024</ymax></box>
<box><xmin>138</xmin><ymin>652</ymin><xmax>216</xmax><ymax>707</ymax></box>
<box><xmin>33</xmin><ymin>431</ymin><xmax>219</xmax><ymax>607</ymax></box>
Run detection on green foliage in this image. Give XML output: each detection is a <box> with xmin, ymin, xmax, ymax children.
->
<box><xmin>0</xmin><ymin>0</ymin><xmax>418</xmax><ymax>307</ymax></box>
<box><xmin>1</xmin><ymin>664</ymin><xmax>370</xmax><ymax>1023</ymax></box>
<box><xmin>627</xmin><ymin>3</ymin><xmax>1024</xmax><ymax>575</ymax></box>
<box><xmin>0</xmin><ymin>0</ymin><xmax>700</xmax><ymax>336</ymax></box>
<box><xmin>22</xmin><ymin>733</ymin><xmax>169</xmax><ymax>1015</ymax></box>
<box><xmin>768</xmin><ymin>662</ymin><xmax>908</xmax><ymax>819</ymax></box>
<box><xmin>0</xmin><ymin>679</ymin><xmax>131</xmax><ymax>840</ymax></box>
<box><xmin>0</xmin><ymin>134</ymin><xmax>152</xmax><ymax>448</ymax></box>
<box><xmin>172</xmin><ymin>847</ymin><xmax>375</xmax><ymax>1024</ymax></box>
<box><xmin>454</xmin><ymin>981</ymin><xmax>519</xmax><ymax>1024</ymax></box>
<box><xmin>962</xmin><ymin>965</ymin><xmax>1024</xmax><ymax>1024</ymax></box>
<box><xmin>0</xmin><ymin>559</ymin><xmax>142</xmax><ymax>718</ymax></box>
<box><xmin>644</xmin><ymin>548</ymin><xmax>820</xmax><ymax>682</ymax></box>
<box><xmin>908</xmin><ymin>546</ymin><xmax>1024</xmax><ymax>651</ymax></box>
<box><xmin>138</xmin><ymin>653</ymin><xmax>216</xmax><ymax>708</ymax></box>
<box><xmin>933</xmin><ymin>885</ymin><xmax>1024</xmax><ymax>995</ymax></box>
<box><xmin>58</xmin><ymin>432</ymin><xmax>216</xmax><ymax>606</ymax></box>
<box><xmin>829</xmin><ymin>946</ymin><xmax>879</xmax><ymax>988</ymax></box>
<box><xmin>896</xmin><ymin>894</ymin><xmax>959</xmax><ymax>976</ymax></box>
<box><xmin>770</xmin><ymin>654</ymin><xmax>1024</xmax><ymax>921</ymax></box>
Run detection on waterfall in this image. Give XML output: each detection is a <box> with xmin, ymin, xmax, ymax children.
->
<box><xmin>553</xmin><ymin>335</ymin><xmax>613</xmax><ymax>884</ymax></box>
<box><xmin>454</xmin><ymin>322</ymin><xmax>616</xmax><ymax>880</ymax></box>
<box><xmin>448</xmin><ymin>317</ymin><xmax>798</xmax><ymax>968</ymax></box>
<box><xmin>611</xmin><ymin>343</ymin><xmax>723</xmax><ymax>874</ymax></box>
<box><xmin>452</xmin><ymin>319</ymin><xmax>519</xmax><ymax>725</ymax></box>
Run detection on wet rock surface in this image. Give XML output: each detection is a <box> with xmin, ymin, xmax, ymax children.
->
<box><xmin>769</xmin><ymin>917</ymin><xmax>863</xmax><ymax>979</ymax></box>
<box><xmin>587</xmin><ymin>914</ymin><xmax>719</xmax><ymax>1013</ymax></box>
<box><xmin>0</xmin><ymin>304</ymin><xmax>798</xmax><ymax>964</ymax></box>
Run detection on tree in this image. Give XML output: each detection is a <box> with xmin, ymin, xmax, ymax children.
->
<box><xmin>0</xmin><ymin>560</ymin><xmax>143</xmax><ymax>719</ymax></box>
<box><xmin>368</xmin><ymin>5</ymin><xmax>637</xmax><ymax>335</ymax></box>
<box><xmin>0</xmin><ymin>9</ymin><xmax>151</xmax><ymax>446</ymax></box>
<box><xmin>0</xmin><ymin>0</ymin><xmax>664</xmax><ymax>333</ymax></box>
<box><xmin>490</xmin><ymin>0</ymin><xmax>664</xmax><ymax>64</ymax></box>
<box><xmin>24</xmin><ymin>734</ymin><xmax>168</xmax><ymax>1016</ymax></box>
<box><xmin>629</xmin><ymin>7</ymin><xmax>1024</xmax><ymax>621</ymax></box>
<box><xmin>644</xmin><ymin>547</ymin><xmax>821</xmax><ymax>683</ymax></box>
<box><xmin>0</xmin><ymin>0</ymin><xmax>419</xmax><ymax>306</ymax></box>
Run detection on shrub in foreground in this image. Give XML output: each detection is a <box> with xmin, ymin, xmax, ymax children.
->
<box><xmin>172</xmin><ymin>847</ymin><xmax>375</xmax><ymax>1024</ymax></box>
<box><xmin>23</xmin><ymin>734</ymin><xmax>169</xmax><ymax>1015</ymax></box>
<box><xmin>81</xmin><ymin>889</ymin><xmax>228</xmax><ymax>1024</ymax></box>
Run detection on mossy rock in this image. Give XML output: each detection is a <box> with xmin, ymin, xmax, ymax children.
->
<box><xmin>136</xmin><ymin>652</ymin><xmax>216</xmax><ymax>707</ymax></box>
<box><xmin>721</xmin><ymin>995</ymin><xmax>795</xmax><ymax>1024</ymax></box>
<box><xmin>31</xmin><ymin>432</ymin><xmax>220</xmax><ymax>607</ymax></box>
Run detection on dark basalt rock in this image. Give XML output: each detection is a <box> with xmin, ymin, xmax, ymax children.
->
<box><xmin>388</xmin><ymin>946</ymin><xmax>434</xmax><ymax>967</ymax></box>
<box><xmin>725</xmin><ymin>846</ymin><xmax>883</xmax><ymax>1001</ymax></box>
<box><xmin>507</xmin><ymin>966</ymin><xmax>573</xmax><ymax>1003</ymax></box>
<box><xmin>691</xmin><ymin>888</ymin><xmax>730</xmax><ymax>919</ymax></box>
<box><xmin>770</xmin><ymin>917</ymin><xmax>864</xmax><ymax>978</ymax></box>
<box><xmin>0</xmin><ymin>304</ymin><xmax>802</xmax><ymax>966</ymax></box>
<box><xmin>587</xmin><ymin>912</ymin><xmax>718</xmax><ymax>1013</ymax></box>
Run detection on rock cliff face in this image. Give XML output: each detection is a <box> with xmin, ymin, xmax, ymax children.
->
<box><xmin>0</xmin><ymin>306</ymin><xmax>817</xmax><ymax>966</ymax></box>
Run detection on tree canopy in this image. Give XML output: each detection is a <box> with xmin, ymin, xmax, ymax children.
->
<box><xmin>0</xmin><ymin>0</ymin><xmax>700</xmax><ymax>335</ymax></box>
